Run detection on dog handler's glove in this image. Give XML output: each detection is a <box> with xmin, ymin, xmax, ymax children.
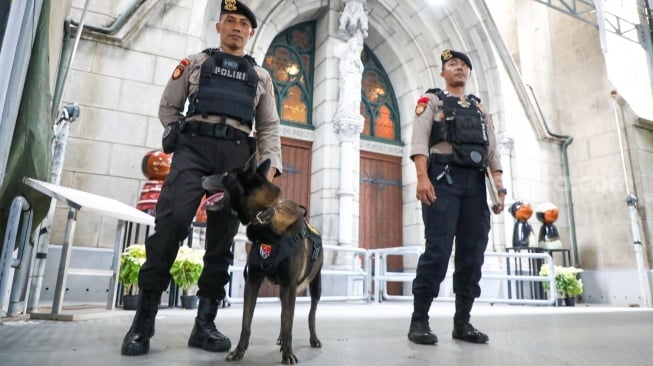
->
<box><xmin>162</xmin><ymin>120</ymin><xmax>183</xmax><ymax>153</ymax></box>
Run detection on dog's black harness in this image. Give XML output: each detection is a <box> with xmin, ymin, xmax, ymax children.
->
<box><xmin>245</xmin><ymin>220</ymin><xmax>322</xmax><ymax>285</ymax></box>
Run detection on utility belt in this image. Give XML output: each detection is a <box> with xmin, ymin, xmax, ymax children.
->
<box><xmin>182</xmin><ymin>121</ymin><xmax>256</xmax><ymax>154</ymax></box>
<box><xmin>429</xmin><ymin>153</ymin><xmax>454</xmax><ymax>164</ymax></box>
<box><xmin>182</xmin><ymin>121</ymin><xmax>247</xmax><ymax>139</ymax></box>
<box><xmin>428</xmin><ymin>153</ymin><xmax>485</xmax><ymax>170</ymax></box>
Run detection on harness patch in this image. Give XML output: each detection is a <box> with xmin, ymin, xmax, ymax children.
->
<box><xmin>259</xmin><ymin>243</ymin><xmax>272</xmax><ymax>259</ymax></box>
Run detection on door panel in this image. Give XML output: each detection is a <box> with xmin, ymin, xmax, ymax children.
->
<box><xmin>359</xmin><ymin>151</ymin><xmax>403</xmax><ymax>295</ymax></box>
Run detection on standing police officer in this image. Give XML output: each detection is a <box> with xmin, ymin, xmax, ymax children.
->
<box><xmin>407</xmin><ymin>49</ymin><xmax>506</xmax><ymax>345</ymax></box>
<box><xmin>121</xmin><ymin>0</ymin><xmax>282</xmax><ymax>356</ymax></box>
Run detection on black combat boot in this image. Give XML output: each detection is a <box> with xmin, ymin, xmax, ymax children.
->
<box><xmin>408</xmin><ymin>294</ymin><xmax>438</xmax><ymax>345</ymax></box>
<box><xmin>452</xmin><ymin>295</ymin><xmax>488</xmax><ymax>343</ymax></box>
<box><xmin>121</xmin><ymin>291</ymin><xmax>160</xmax><ymax>356</ymax></box>
<box><xmin>188</xmin><ymin>296</ymin><xmax>231</xmax><ymax>352</ymax></box>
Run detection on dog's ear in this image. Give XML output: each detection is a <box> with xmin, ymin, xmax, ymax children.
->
<box><xmin>257</xmin><ymin>159</ymin><xmax>271</xmax><ymax>178</ymax></box>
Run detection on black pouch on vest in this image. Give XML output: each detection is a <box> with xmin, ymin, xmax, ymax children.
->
<box><xmin>452</xmin><ymin>143</ymin><xmax>487</xmax><ymax>168</ymax></box>
<box><xmin>162</xmin><ymin>121</ymin><xmax>182</xmax><ymax>153</ymax></box>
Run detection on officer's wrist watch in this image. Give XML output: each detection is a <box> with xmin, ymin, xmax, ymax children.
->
<box><xmin>497</xmin><ymin>188</ymin><xmax>507</xmax><ymax>195</ymax></box>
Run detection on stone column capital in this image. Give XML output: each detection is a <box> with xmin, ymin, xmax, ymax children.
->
<box><xmin>334</xmin><ymin>115</ymin><xmax>364</xmax><ymax>142</ymax></box>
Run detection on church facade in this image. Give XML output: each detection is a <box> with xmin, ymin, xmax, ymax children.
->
<box><xmin>35</xmin><ymin>0</ymin><xmax>653</xmax><ymax>305</ymax></box>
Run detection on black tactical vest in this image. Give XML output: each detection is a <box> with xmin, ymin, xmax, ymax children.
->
<box><xmin>427</xmin><ymin>88</ymin><xmax>489</xmax><ymax>168</ymax></box>
<box><xmin>244</xmin><ymin>220</ymin><xmax>322</xmax><ymax>285</ymax></box>
<box><xmin>187</xmin><ymin>49</ymin><xmax>258</xmax><ymax>128</ymax></box>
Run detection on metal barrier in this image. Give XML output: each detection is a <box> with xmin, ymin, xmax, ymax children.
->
<box><xmin>0</xmin><ymin>196</ymin><xmax>33</xmax><ymax>320</ymax></box>
<box><xmin>225</xmin><ymin>239</ymin><xmax>372</xmax><ymax>304</ymax></box>
<box><xmin>372</xmin><ymin>246</ymin><xmax>557</xmax><ymax>305</ymax></box>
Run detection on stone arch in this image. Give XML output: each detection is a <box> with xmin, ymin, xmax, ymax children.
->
<box><xmin>248</xmin><ymin>1</ymin><xmax>330</xmax><ymax>61</ymax></box>
<box><xmin>203</xmin><ymin>1</ymin><xmax>502</xmax><ymax>122</ymax></box>
<box><xmin>361</xmin><ymin>0</ymin><xmax>503</xmax><ymax>133</ymax></box>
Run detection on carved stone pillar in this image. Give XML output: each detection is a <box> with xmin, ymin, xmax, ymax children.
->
<box><xmin>335</xmin><ymin>0</ymin><xmax>367</xmax><ymax>250</ymax></box>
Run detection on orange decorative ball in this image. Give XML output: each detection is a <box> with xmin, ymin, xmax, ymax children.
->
<box><xmin>509</xmin><ymin>201</ymin><xmax>533</xmax><ymax>221</ymax></box>
<box><xmin>535</xmin><ymin>202</ymin><xmax>559</xmax><ymax>224</ymax></box>
<box><xmin>141</xmin><ymin>150</ymin><xmax>172</xmax><ymax>180</ymax></box>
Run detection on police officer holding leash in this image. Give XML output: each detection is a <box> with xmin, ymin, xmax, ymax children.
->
<box><xmin>407</xmin><ymin>49</ymin><xmax>506</xmax><ymax>345</ymax></box>
<box><xmin>121</xmin><ymin>0</ymin><xmax>282</xmax><ymax>356</ymax></box>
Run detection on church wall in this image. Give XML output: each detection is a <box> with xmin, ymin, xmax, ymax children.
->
<box><xmin>488</xmin><ymin>0</ymin><xmax>653</xmax><ymax>305</ymax></box>
<box><xmin>52</xmin><ymin>0</ymin><xmax>201</xmax><ymax>247</ymax></box>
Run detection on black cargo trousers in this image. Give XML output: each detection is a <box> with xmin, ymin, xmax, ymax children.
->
<box><xmin>138</xmin><ymin>123</ymin><xmax>252</xmax><ymax>301</ymax></box>
<box><xmin>412</xmin><ymin>159</ymin><xmax>491</xmax><ymax>299</ymax></box>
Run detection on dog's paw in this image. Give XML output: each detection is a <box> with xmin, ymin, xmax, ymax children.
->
<box><xmin>281</xmin><ymin>351</ymin><xmax>298</xmax><ymax>365</ymax></box>
<box><xmin>310</xmin><ymin>336</ymin><xmax>322</xmax><ymax>348</ymax></box>
<box><xmin>225</xmin><ymin>348</ymin><xmax>246</xmax><ymax>362</ymax></box>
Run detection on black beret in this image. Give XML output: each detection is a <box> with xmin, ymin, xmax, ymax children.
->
<box><xmin>221</xmin><ymin>0</ymin><xmax>257</xmax><ymax>29</ymax></box>
<box><xmin>441</xmin><ymin>49</ymin><xmax>472</xmax><ymax>70</ymax></box>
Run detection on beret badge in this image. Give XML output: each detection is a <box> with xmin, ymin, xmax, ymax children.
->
<box><xmin>224</xmin><ymin>0</ymin><xmax>237</xmax><ymax>11</ymax></box>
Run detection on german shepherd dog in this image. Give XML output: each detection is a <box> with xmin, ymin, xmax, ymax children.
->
<box><xmin>201</xmin><ymin>157</ymin><xmax>323</xmax><ymax>365</ymax></box>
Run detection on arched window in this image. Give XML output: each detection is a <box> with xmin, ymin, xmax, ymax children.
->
<box><xmin>263</xmin><ymin>21</ymin><xmax>315</xmax><ymax>127</ymax></box>
<box><xmin>360</xmin><ymin>46</ymin><xmax>401</xmax><ymax>143</ymax></box>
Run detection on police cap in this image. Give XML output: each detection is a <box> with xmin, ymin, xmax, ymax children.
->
<box><xmin>220</xmin><ymin>0</ymin><xmax>258</xmax><ymax>29</ymax></box>
<box><xmin>441</xmin><ymin>49</ymin><xmax>472</xmax><ymax>70</ymax></box>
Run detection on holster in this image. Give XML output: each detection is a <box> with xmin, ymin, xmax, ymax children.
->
<box><xmin>247</xmin><ymin>137</ymin><xmax>257</xmax><ymax>156</ymax></box>
<box><xmin>162</xmin><ymin>121</ymin><xmax>183</xmax><ymax>153</ymax></box>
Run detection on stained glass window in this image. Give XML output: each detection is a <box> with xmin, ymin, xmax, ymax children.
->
<box><xmin>360</xmin><ymin>46</ymin><xmax>401</xmax><ymax>142</ymax></box>
<box><xmin>263</xmin><ymin>21</ymin><xmax>315</xmax><ymax>126</ymax></box>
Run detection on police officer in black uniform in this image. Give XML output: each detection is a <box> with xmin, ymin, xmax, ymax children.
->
<box><xmin>121</xmin><ymin>0</ymin><xmax>282</xmax><ymax>356</ymax></box>
<box><xmin>407</xmin><ymin>49</ymin><xmax>506</xmax><ymax>345</ymax></box>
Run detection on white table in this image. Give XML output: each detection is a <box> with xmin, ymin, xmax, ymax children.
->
<box><xmin>24</xmin><ymin>178</ymin><xmax>154</xmax><ymax>320</ymax></box>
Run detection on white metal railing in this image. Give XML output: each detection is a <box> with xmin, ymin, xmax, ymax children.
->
<box><xmin>225</xmin><ymin>239</ymin><xmax>372</xmax><ymax>304</ymax></box>
<box><xmin>222</xmin><ymin>240</ymin><xmax>558</xmax><ymax>306</ymax></box>
<box><xmin>372</xmin><ymin>246</ymin><xmax>557</xmax><ymax>305</ymax></box>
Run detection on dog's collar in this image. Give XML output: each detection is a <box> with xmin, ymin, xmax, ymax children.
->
<box><xmin>254</xmin><ymin>205</ymin><xmax>277</xmax><ymax>225</ymax></box>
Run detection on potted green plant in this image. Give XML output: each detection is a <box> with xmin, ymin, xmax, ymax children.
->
<box><xmin>540</xmin><ymin>264</ymin><xmax>584</xmax><ymax>306</ymax></box>
<box><xmin>170</xmin><ymin>246</ymin><xmax>205</xmax><ymax>309</ymax></box>
<box><xmin>119</xmin><ymin>244</ymin><xmax>146</xmax><ymax>310</ymax></box>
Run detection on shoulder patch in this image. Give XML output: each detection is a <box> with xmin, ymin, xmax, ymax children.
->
<box><xmin>415</xmin><ymin>96</ymin><xmax>429</xmax><ymax>116</ymax></box>
<box><xmin>171</xmin><ymin>58</ymin><xmax>190</xmax><ymax>80</ymax></box>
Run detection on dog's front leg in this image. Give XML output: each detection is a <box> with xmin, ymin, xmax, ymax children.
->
<box><xmin>226</xmin><ymin>275</ymin><xmax>263</xmax><ymax>362</ymax></box>
<box><xmin>279</xmin><ymin>285</ymin><xmax>298</xmax><ymax>364</ymax></box>
<box><xmin>308</xmin><ymin>271</ymin><xmax>322</xmax><ymax>348</ymax></box>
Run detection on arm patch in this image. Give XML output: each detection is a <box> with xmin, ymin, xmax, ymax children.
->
<box><xmin>415</xmin><ymin>96</ymin><xmax>430</xmax><ymax>116</ymax></box>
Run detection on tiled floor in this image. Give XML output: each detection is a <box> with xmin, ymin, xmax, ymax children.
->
<box><xmin>1</xmin><ymin>301</ymin><xmax>652</xmax><ymax>366</ymax></box>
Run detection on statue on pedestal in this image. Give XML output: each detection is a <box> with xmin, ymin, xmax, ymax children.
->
<box><xmin>535</xmin><ymin>202</ymin><xmax>563</xmax><ymax>250</ymax></box>
<box><xmin>508</xmin><ymin>201</ymin><xmax>535</xmax><ymax>248</ymax></box>
<box><xmin>338</xmin><ymin>0</ymin><xmax>368</xmax><ymax>38</ymax></box>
